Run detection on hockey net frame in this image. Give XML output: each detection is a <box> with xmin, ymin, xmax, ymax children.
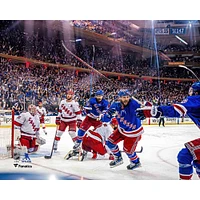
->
<box><xmin>0</xmin><ymin>109</ymin><xmax>15</xmax><ymax>159</ymax></box>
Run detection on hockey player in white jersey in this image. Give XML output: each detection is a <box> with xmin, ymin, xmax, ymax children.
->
<box><xmin>53</xmin><ymin>90</ymin><xmax>82</xmax><ymax>151</ymax></box>
<box><xmin>14</xmin><ymin>104</ymin><xmax>46</xmax><ymax>154</ymax></box>
<box><xmin>36</xmin><ymin>100</ymin><xmax>47</xmax><ymax>135</ymax></box>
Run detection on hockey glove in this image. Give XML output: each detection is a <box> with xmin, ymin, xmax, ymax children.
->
<box><xmin>83</xmin><ymin>106</ymin><xmax>92</xmax><ymax>114</ymax></box>
<box><xmin>150</xmin><ymin>106</ymin><xmax>162</xmax><ymax>118</ymax></box>
<box><xmin>77</xmin><ymin>119</ymin><xmax>82</xmax><ymax>128</ymax></box>
<box><xmin>136</xmin><ymin>106</ymin><xmax>162</xmax><ymax>120</ymax></box>
<box><xmin>107</xmin><ymin>108</ymin><xmax>117</xmax><ymax>118</ymax></box>
<box><xmin>55</xmin><ymin>117</ymin><xmax>61</xmax><ymax>125</ymax></box>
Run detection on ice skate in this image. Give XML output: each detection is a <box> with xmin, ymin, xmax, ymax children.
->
<box><xmin>127</xmin><ymin>160</ymin><xmax>141</xmax><ymax>170</ymax></box>
<box><xmin>109</xmin><ymin>156</ymin><xmax>123</xmax><ymax>168</ymax></box>
<box><xmin>78</xmin><ymin>150</ymin><xmax>87</xmax><ymax>161</ymax></box>
<box><xmin>64</xmin><ymin>149</ymin><xmax>79</xmax><ymax>160</ymax></box>
<box><xmin>73</xmin><ymin>141</ymin><xmax>81</xmax><ymax>150</ymax></box>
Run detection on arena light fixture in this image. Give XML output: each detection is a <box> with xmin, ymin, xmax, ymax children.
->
<box><xmin>175</xmin><ymin>35</ymin><xmax>188</xmax><ymax>45</ymax></box>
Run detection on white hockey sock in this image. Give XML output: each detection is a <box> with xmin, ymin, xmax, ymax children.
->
<box><xmin>68</xmin><ymin>131</ymin><xmax>77</xmax><ymax>142</ymax></box>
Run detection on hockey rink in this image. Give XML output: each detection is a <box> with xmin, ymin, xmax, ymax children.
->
<box><xmin>0</xmin><ymin>124</ymin><xmax>199</xmax><ymax>180</ymax></box>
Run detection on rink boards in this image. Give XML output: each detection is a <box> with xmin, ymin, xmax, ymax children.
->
<box><xmin>0</xmin><ymin>115</ymin><xmax>194</xmax><ymax>128</ymax></box>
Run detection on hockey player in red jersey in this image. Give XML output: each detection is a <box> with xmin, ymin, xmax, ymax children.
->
<box><xmin>14</xmin><ymin>104</ymin><xmax>46</xmax><ymax>154</ymax></box>
<box><xmin>65</xmin><ymin>118</ymin><xmax>118</xmax><ymax>161</ymax></box>
<box><xmin>53</xmin><ymin>90</ymin><xmax>82</xmax><ymax>151</ymax></box>
<box><xmin>136</xmin><ymin>81</ymin><xmax>200</xmax><ymax>180</ymax></box>
<box><xmin>36</xmin><ymin>100</ymin><xmax>47</xmax><ymax>135</ymax></box>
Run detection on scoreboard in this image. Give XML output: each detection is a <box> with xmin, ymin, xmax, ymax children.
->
<box><xmin>154</xmin><ymin>27</ymin><xmax>186</xmax><ymax>35</ymax></box>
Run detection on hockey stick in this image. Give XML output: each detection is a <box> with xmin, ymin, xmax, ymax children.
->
<box><xmin>44</xmin><ymin>126</ymin><xmax>58</xmax><ymax>159</ymax></box>
<box><xmin>61</xmin><ymin>41</ymin><xmax>112</xmax><ymax>83</ymax></box>
<box><xmin>121</xmin><ymin>146</ymin><xmax>143</xmax><ymax>154</ymax></box>
<box><xmin>62</xmin><ymin>41</ymin><xmax>143</xmax><ymax>104</ymax></box>
<box><xmin>178</xmin><ymin>65</ymin><xmax>200</xmax><ymax>81</ymax></box>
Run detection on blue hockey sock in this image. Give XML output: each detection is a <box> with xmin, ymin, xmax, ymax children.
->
<box><xmin>77</xmin><ymin>129</ymin><xmax>85</xmax><ymax>143</ymax></box>
<box><xmin>106</xmin><ymin>140</ymin><xmax>121</xmax><ymax>157</ymax></box>
<box><xmin>177</xmin><ymin>148</ymin><xmax>193</xmax><ymax>180</ymax></box>
<box><xmin>127</xmin><ymin>152</ymin><xmax>140</xmax><ymax>163</ymax></box>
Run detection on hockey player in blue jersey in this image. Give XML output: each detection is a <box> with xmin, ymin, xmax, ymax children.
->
<box><xmin>65</xmin><ymin>90</ymin><xmax>109</xmax><ymax>159</ymax></box>
<box><xmin>101</xmin><ymin>89</ymin><xmax>144</xmax><ymax>169</ymax></box>
<box><xmin>136</xmin><ymin>81</ymin><xmax>200</xmax><ymax>180</ymax></box>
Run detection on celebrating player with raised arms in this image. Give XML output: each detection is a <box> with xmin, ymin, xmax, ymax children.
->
<box><xmin>136</xmin><ymin>81</ymin><xmax>200</xmax><ymax>180</ymax></box>
<box><xmin>53</xmin><ymin>89</ymin><xmax>82</xmax><ymax>151</ymax></box>
<box><xmin>101</xmin><ymin>89</ymin><xmax>144</xmax><ymax>170</ymax></box>
<box><xmin>14</xmin><ymin>104</ymin><xmax>46</xmax><ymax>154</ymax></box>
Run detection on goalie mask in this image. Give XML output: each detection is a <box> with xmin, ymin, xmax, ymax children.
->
<box><xmin>28</xmin><ymin>104</ymin><xmax>37</xmax><ymax>115</ymax></box>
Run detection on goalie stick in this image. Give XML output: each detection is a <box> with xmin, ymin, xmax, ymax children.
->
<box><xmin>44</xmin><ymin>126</ymin><xmax>58</xmax><ymax>159</ymax></box>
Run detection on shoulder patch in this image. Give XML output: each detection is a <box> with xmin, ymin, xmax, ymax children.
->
<box><xmin>181</xmin><ymin>99</ymin><xmax>188</xmax><ymax>103</ymax></box>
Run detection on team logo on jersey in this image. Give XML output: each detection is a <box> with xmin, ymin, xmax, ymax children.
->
<box><xmin>120</xmin><ymin>110</ymin><xmax>126</xmax><ymax>117</ymax></box>
<box><xmin>28</xmin><ymin>117</ymin><xmax>37</xmax><ymax>131</ymax></box>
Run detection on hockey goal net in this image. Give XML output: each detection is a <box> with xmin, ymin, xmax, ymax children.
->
<box><xmin>0</xmin><ymin>110</ymin><xmax>16</xmax><ymax>159</ymax></box>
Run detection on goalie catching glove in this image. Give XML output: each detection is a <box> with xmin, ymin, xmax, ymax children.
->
<box><xmin>136</xmin><ymin>106</ymin><xmax>162</xmax><ymax>120</ymax></box>
<box><xmin>36</xmin><ymin>136</ymin><xmax>46</xmax><ymax>145</ymax></box>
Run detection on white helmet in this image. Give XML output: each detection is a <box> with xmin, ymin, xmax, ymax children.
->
<box><xmin>28</xmin><ymin>104</ymin><xmax>37</xmax><ymax>115</ymax></box>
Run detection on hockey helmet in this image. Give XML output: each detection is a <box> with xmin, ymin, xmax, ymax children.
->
<box><xmin>28</xmin><ymin>104</ymin><xmax>37</xmax><ymax>115</ymax></box>
<box><xmin>38</xmin><ymin>99</ymin><xmax>43</xmax><ymax>106</ymax></box>
<box><xmin>95</xmin><ymin>90</ymin><xmax>104</xmax><ymax>96</ymax></box>
<box><xmin>66</xmin><ymin>89</ymin><xmax>74</xmax><ymax>95</ymax></box>
<box><xmin>191</xmin><ymin>81</ymin><xmax>200</xmax><ymax>94</ymax></box>
<box><xmin>118</xmin><ymin>89</ymin><xmax>131</xmax><ymax>97</ymax></box>
<box><xmin>110</xmin><ymin>118</ymin><xmax>118</xmax><ymax>126</ymax></box>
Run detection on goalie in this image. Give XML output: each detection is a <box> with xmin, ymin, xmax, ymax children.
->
<box><xmin>14</xmin><ymin>104</ymin><xmax>46</xmax><ymax>155</ymax></box>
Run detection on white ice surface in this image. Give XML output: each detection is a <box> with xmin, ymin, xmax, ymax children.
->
<box><xmin>0</xmin><ymin>124</ymin><xmax>199</xmax><ymax>180</ymax></box>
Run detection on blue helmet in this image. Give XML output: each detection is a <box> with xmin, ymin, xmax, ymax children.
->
<box><xmin>118</xmin><ymin>89</ymin><xmax>131</xmax><ymax>97</ymax></box>
<box><xmin>191</xmin><ymin>81</ymin><xmax>200</xmax><ymax>94</ymax></box>
<box><xmin>95</xmin><ymin>90</ymin><xmax>104</xmax><ymax>96</ymax></box>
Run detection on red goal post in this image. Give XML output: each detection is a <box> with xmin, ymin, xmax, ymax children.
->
<box><xmin>0</xmin><ymin>109</ymin><xmax>15</xmax><ymax>159</ymax></box>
